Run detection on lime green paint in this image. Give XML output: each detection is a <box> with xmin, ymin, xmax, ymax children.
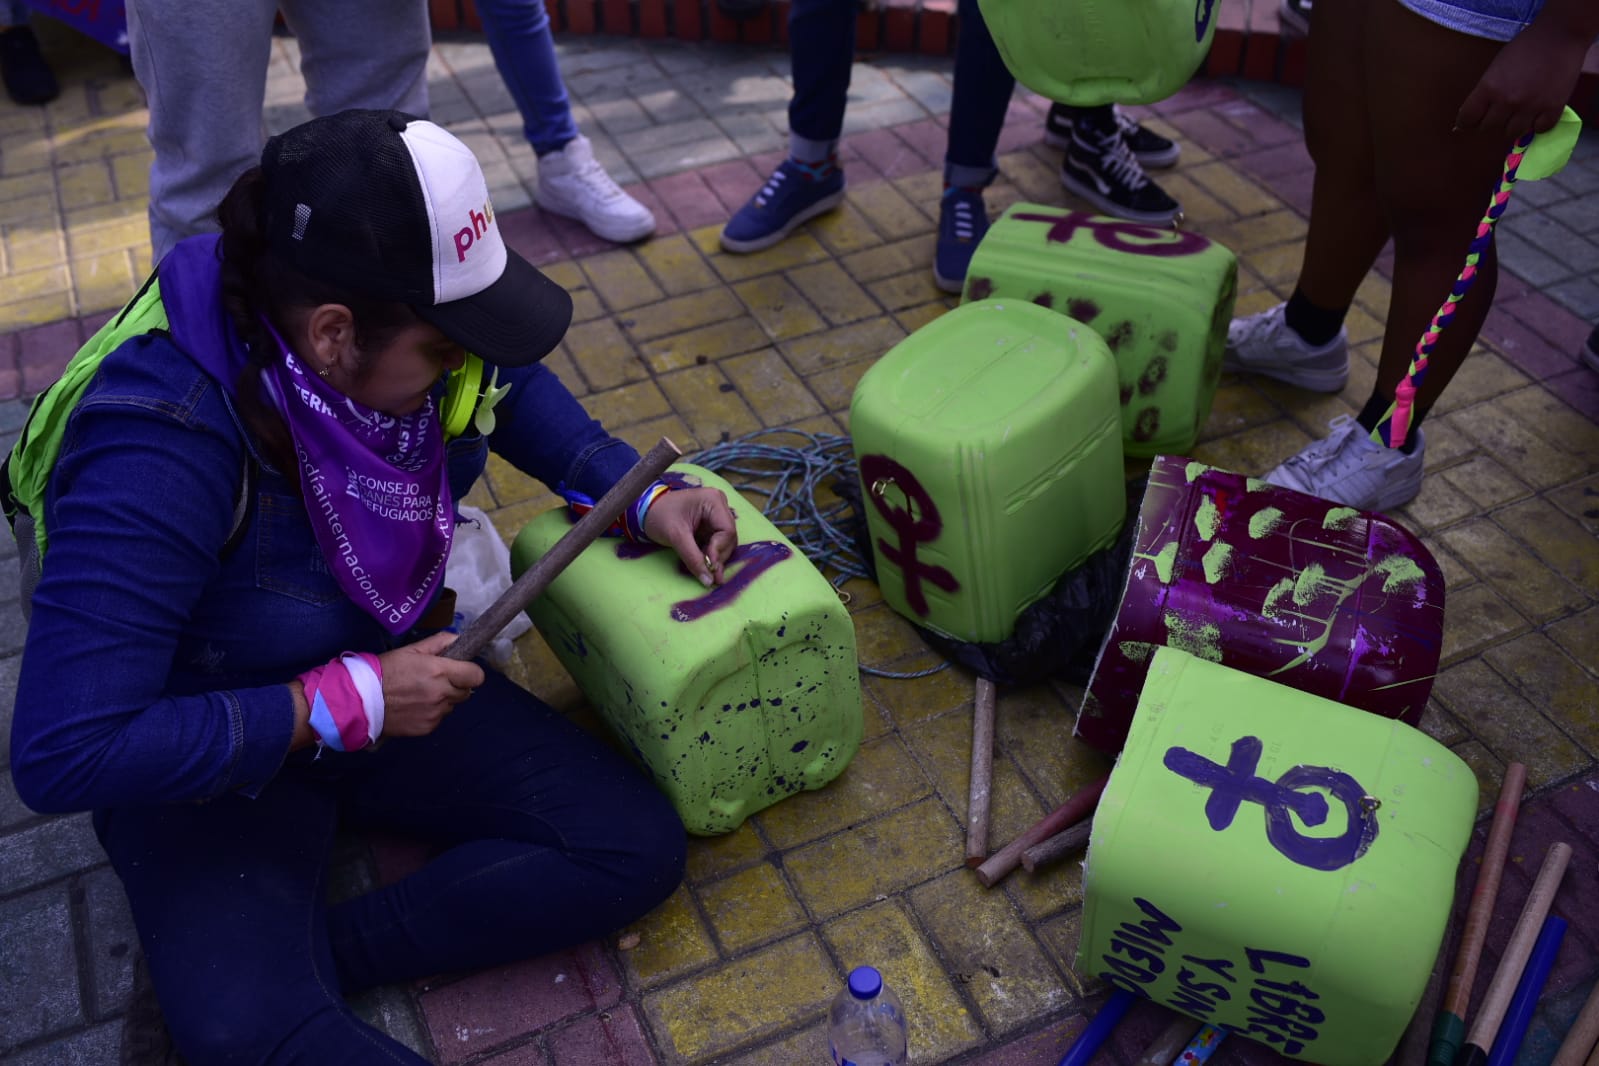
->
<box><xmin>1322</xmin><ymin>506</ymin><xmax>1359</xmax><ymax>530</ymax></box>
<box><xmin>1262</xmin><ymin>576</ymin><xmax>1296</xmax><ymax>619</ymax></box>
<box><xmin>1185</xmin><ymin>461</ymin><xmax>1211</xmax><ymax>483</ymax></box>
<box><xmin>1194</xmin><ymin>496</ymin><xmax>1221</xmax><ymax>542</ymax></box>
<box><xmin>1245</xmin><ymin>477</ymin><xmax>1270</xmax><ymax>492</ymax></box>
<box><xmin>1293</xmin><ymin>562</ymin><xmax>1327</xmax><ymax>606</ymax></box>
<box><xmin>1136</xmin><ymin>540</ymin><xmax>1180</xmax><ymax>585</ymax></box>
<box><xmin>1118</xmin><ymin>641</ymin><xmax>1154</xmax><ymax>663</ymax></box>
<box><xmin>1163</xmin><ymin>610</ymin><xmax>1223</xmax><ymax>662</ymax></box>
<box><xmin>1376</xmin><ymin>554</ymin><xmax>1426</xmax><ymax>592</ymax></box>
<box><xmin>1201</xmin><ymin>542</ymin><xmax>1233</xmax><ymax>584</ymax></box>
<box><xmin>1249</xmin><ymin>506</ymin><xmax>1284</xmax><ymax>539</ymax></box>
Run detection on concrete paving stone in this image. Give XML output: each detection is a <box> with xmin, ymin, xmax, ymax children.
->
<box><xmin>1185</xmin><ymin>160</ymin><xmax>1281</xmax><ymax>218</ymax></box>
<box><xmin>1483</xmin><ymin>632</ymin><xmax>1599</xmax><ymax>756</ymax></box>
<box><xmin>0</xmin><ymin>770</ymin><xmax>31</xmax><ymax>831</ymax></box>
<box><xmin>1548</xmin><ymin>365</ymin><xmax>1599</xmax><ymax>421</ymax></box>
<box><xmin>755</xmin><ymin>732</ymin><xmax>933</xmax><ymax>850</ymax></box>
<box><xmin>897</xmin><ymin>703</ymin><xmax>1042</xmax><ymax>855</ymax></box>
<box><xmin>786</xmin><ymin>260</ymin><xmax>881</xmax><ymax>326</ymax></box>
<box><xmin>821</xmin><ymin>899</ymin><xmax>986</xmax><ymax>1064</ymax></box>
<box><xmin>350</xmin><ymin>983</ymin><xmax>434</xmax><ymax>1061</ymax></box>
<box><xmin>640</xmin><ymin>931</ymin><xmax>835</xmax><ymax>1064</ymax></box>
<box><xmin>81</xmin><ymin>866</ymin><xmax>136</xmax><ymax>1017</ymax></box>
<box><xmin>0</xmin><ymin>887</ymin><xmax>82</xmax><ymax>1050</ymax></box>
<box><xmin>695</xmin><ymin>861</ymin><xmax>808</xmax><ymax>954</ymax></box>
<box><xmin>721</xmin><ymin>348</ymin><xmax>826</xmax><ymax>425</ymax></box>
<box><xmin>1455</xmin><ymin>399</ymin><xmax>1593</xmax><ymax>489</ymax></box>
<box><xmin>1427</xmin><ymin>350</ymin><xmax>1532</xmax><ymax>416</ymax></box>
<box><xmin>1433</xmin><ymin>658</ymin><xmax>1588</xmax><ymax>789</ymax></box>
<box><xmin>780</xmin><ymin>314</ymin><xmax>905</xmax><ymax>375</ymax></box>
<box><xmin>417</xmin><ymin>940</ymin><xmax>620</xmax><ymax>1065</ymax></box>
<box><xmin>852</xmin><ymin>603</ymin><xmax>941</xmax><ymax>670</ymax></box>
<box><xmin>582</xmin><ymin>378</ymin><xmax>673</xmax><ymax>429</ymax></box>
<box><xmin>894</xmin><ymin>300</ymin><xmax>953</xmax><ymax>334</ymax></box>
<box><xmin>911</xmin><ymin>870</ymin><xmax>1075</xmax><ymax>1034</ymax></box>
<box><xmin>617</xmin><ymin>287</ymin><xmax>744</xmax><ymax>343</ymax></box>
<box><xmin>638</xmin><ymin>316</ymin><xmax>771</xmax><ymax>374</ymax></box>
<box><xmin>1546</xmin><ymin>274</ymin><xmax>1599</xmax><ymax>320</ymax></box>
<box><xmin>658</xmin><ymin>362</ymin><xmax>762</xmax><ymax>441</ymax></box>
<box><xmin>784</xmin><ymin>797</ymin><xmax>963</xmax><ymax>920</ymax></box>
<box><xmin>730</xmin><ymin>274</ymin><xmax>827</xmax><ymax>341</ymax></box>
<box><xmin>692</xmin><ymin>157</ymin><xmax>766</xmax><ymax>217</ymax></box>
<box><xmin>866</xmin><ymin>268</ymin><xmax>943</xmax><ymax>314</ymax></box>
<box><xmin>546</xmin><ymin>1003</ymin><xmax>656</xmax><ymax>1065</ymax></box>
<box><xmin>1497</xmin><ymin>496</ymin><xmax>1599</xmax><ymax>598</ymax></box>
<box><xmin>1034</xmin><ymin>911</ymin><xmax>1098</xmax><ymax>1000</ymax></box>
<box><xmin>1436</xmin><ymin>582</ymin><xmax>1530</xmax><ymax>666</ymax></box>
<box><xmin>694</xmin><ymin>228</ymin><xmax>837</xmax><ymax>287</ymax></box>
<box><xmin>1546</xmin><ymin>474</ymin><xmax>1599</xmax><ymax>535</ymax></box>
<box><xmin>631</xmin><ymin>134</ymin><xmax>745</xmax><ymax>182</ymax></box>
<box><xmin>1497</xmin><ymin>229</ymin><xmax>1579</xmax><ymax>290</ymax></box>
<box><xmin>0</xmin><ymin>1021</ymin><xmax>119</xmax><ymax>1066</ymax></box>
<box><xmin>1501</xmin><ymin>210</ymin><xmax>1599</xmax><ymax>276</ymax></box>
<box><xmin>1189</xmin><ymin>418</ymin><xmax>1312</xmax><ymax>483</ymax></box>
<box><xmin>582</xmin><ymin>249</ymin><xmax>668</xmax><ymax>312</ymax></box>
<box><xmin>619</xmin><ymin>883</ymin><xmax>719</xmax><ymax>990</ymax></box>
<box><xmin>841</xmin><ymin>233</ymin><xmax>940</xmax><ymax>285</ymax></box>
<box><xmin>633</xmin><ymin>233</ymin><xmax>720</xmax><ymax>296</ymax></box>
<box><xmin>965</xmin><ymin>1012</ymin><xmax>1092</xmax><ymax>1066</ymax></box>
<box><xmin>1481</xmin><ymin>306</ymin><xmax>1584</xmax><ymax>381</ymax></box>
<box><xmin>0</xmin><ymin>812</ymin><xmax>103</xmax><ymax>895</ymax></box>
<box><xmin>682</xmin><ymin>821</ymin><xmax>767</xmax><ymax>886</ymax></box>
<box><xmin>1544</xmin><ymin>195</ymin><xmax>1599</xmax><ymax>234</ymax></box>
<box><xmin>1438</xmin><ymin>518</ymin><xmax>1588</xmax><ymax>623</ymax></box>
<box><xmin>850</xmin><ymin>179</ymin><xmax>933</xmax><ymax>241</ymax></box>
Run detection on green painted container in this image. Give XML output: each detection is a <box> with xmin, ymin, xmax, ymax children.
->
<box><xmin>1077</xmin><ymin>646</ymin><xmax>1477</xmax><ymax>1066</ymax></box>
<box><xmin>509</xmin><ymin>464</ymin><xmax>862</xmax><ymax>836</ymax></box>
<box><xmin>978</xmin><ymin>0</ymin><xmax>1220</xmax><ymax>106</ymax></box>
<box><xmin>848</xmin><ymin>298</ymin><xmax>1125</xmax><ymax>644</ymax></box>
<box><xmin>963</xmin><ymin>203</ymin><xmax>1238</xmax><ymax>457</ymax></box>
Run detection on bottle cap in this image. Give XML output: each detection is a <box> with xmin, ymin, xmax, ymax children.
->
<box><xmin>847</xmin><ymin>966</ymin><xmax>883</xmax><ymax>1000</ymax></box>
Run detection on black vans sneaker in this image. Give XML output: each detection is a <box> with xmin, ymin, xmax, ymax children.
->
<box><xmin>1060</xmin><ymin>115</ymin><xmax>1182</xmax><ymax>226</ymax></box>
<box><xmin>1044</xmin><ymin>104</ymin><xmax>1180</xmax><ymax>169</ymax></box>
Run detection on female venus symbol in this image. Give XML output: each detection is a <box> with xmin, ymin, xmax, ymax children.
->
<box><xmin>858</xmin><ymin>454</ymin><xmax>959</xmax><ymax>616</ymax></box>
<box><xmin>1011</xmin><ymin>211</ymin><xmax>1212</xmax><ymax>258</ymax></box>
<box><xmin>1162</xmin><ymin>736</ymin><xmax>1379</xmax><ymax>871</ymax></box>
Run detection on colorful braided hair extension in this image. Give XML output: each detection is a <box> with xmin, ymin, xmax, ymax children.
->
<box><xmin>1372</xmin><ymin>131</ymin><xmax>1535</xmax><ymax>451</ymax></box>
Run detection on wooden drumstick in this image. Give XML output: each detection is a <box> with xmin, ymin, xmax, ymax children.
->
<box><xmin>1551</xmin><ymin>975</ymin><xmax>1599</xmax><ymax>1066</ymax></box>
<box><xmin>966</xmin><ymin>677</ymin><xmax>998</xmax><ymax>867</ymax></box>
<box><xmin>1455</xmin><ymin>841</ymin><xmax>1573</xmax><ymax>1066</ymax></box>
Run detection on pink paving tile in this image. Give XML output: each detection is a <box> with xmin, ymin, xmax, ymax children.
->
<box><xmin>647</xmin><ymin>170</ymin><xmax>728</xmax><ymax>232</ymax></box>
<box><xmin>697</xmin><ymin>158</ymin><xmax>767</xmax><ymax>215</ymax></box>
<box><xmin>1150</xmin><ymin>82</ymin><xmax>1240</xmax><ymax>117</ymax></box>
<box><xmin>499</xmin><ymin>205</ymin><xmax>576</xmax><ymax>267</ymax></box>
<box><xmin>893</xmin><ymin>117</ymin><xmax>949</xmax><ymax>171</ymax></box>
<box><xmin>1106</xmin><ymin>998</ymin><xmax>1185</xmax><ymax>1063</ymax></box>
<box><xmin>1215</xmin><ymin>100</ymin><xmax>1303</xmax><ymax>149</ymax></box>
<box><xmin>1260</xmin><ymin>167</ymin><xmax>1314</xmax><ymax>216</ymax></box>
<box><xmin>996</xmin><ymin>97</ymin><xmax>1046</xmax><ymax>156</ymax></box>
<box><xmin>622</xmin><ymin>182</ymin><xmax>679</xmax><ymax>237</ymax></box>
<box><xmin>546</xmin><ymin>211</ymin><xmax>619</xmax><ymax>260</ymax></box>
<box><xmin>17</xmin><ymin>318</ymin><xmax>84</xmax><ymax>398</ymax></box>
<box><xmin>1480</xmin><ymin>307</ymin><xmax>1580</xmax><ymax>381</ymax></box>
<box><xmin>835</xmin><ymin>138</ymin><xmax>886</xmax><ymax>185</ymax></box>
<box><xmin>966</xmin><ymin>1012</ymin><xmax>1089</xmax><ymax>1066</ymax></box>
<box><xmin>546</xmin><ymin>1003</ymin><xmax>657</xmax><ymax>1065</ymax></box>
<box><xmin>1547</xmin><ymin>367</ymin><xmax>1599</xmax><ymax>420</ymax></box>
<box><xmin>1166</xmin><ymin>108</ymin><xmax>1260</xmax><ymax>159</ymax></box>
<box><xmin>1498</xmin><ymin>290</ymin><xmax>1593</xmax><ymax>353</ymax></box>
<box><xmin>1234</xmin><ymin>140</ymin><xmax>1313</xmax><ymax>182</ymax></box>
<box><xmin>477</xmin><ymin>1042</ymin><xmax>551</xmax><ymax>1065</ymax></box>
<box><xmin>844</xmin><ymin>127</ymin><xmax>925</xmax><ymax>181</ymax></box>
<box><xmin>419</xmin><ymin>940</ymin><xmax>621</xmax><ymax>1065</ymax></box>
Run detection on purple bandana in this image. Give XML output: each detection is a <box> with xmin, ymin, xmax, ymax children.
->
<box><xmin>261</xmin><ymin>324</ymin><xmax>453</xmax><ymax>633</ymax></box>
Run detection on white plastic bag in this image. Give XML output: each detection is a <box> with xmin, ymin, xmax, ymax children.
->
<box><xmin>445</xmin><ymin>504</ymin><xmax>532</xmax><ymax>671</ymax></box>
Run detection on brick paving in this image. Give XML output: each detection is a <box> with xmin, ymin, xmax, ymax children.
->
<box><xmin>2</xmin><ymin>13</ymin><xmax>1598</xmax><ymax>1066</ymax></box>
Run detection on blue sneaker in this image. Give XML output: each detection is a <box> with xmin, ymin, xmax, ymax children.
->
<box><xmin>933</xmin><ymin>186</ymin><xmax>989</xmax><ymax>294</ymax></box>
<box><xmin>720</xmin><ymin>159</ymin><xmax>845</xmax><ymax>254</ymax></box>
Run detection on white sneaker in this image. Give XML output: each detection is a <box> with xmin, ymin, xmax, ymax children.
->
<box><xmin>1265</xmin><ymin>415</ymin><xmax>1426</xmax><ymax>512</ymax></box>
<box><xmin>535</xmin><ymin>134</ymin><xmax>656</xmax><ymax>244</ymax></box>
<box><xmin>1224</xmin><ymin>303</ymin><xmax>1349</xmax><ymax>392</ymax></box>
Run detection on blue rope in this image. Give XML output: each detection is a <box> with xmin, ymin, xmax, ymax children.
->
<box><xmin>689</xmin><ymin>428</ymin><xmax>948</xmax><ymax>680</ymax></box>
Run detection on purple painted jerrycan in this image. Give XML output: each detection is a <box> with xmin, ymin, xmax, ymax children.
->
<box><xmin>1075</xmin><ymin>456</ymin><xmax>1445</xmax><ymax>756</ymax></box>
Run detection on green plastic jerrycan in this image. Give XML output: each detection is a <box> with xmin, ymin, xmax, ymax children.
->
<box><xmin>509</xmin><ymin>464</ymin><xmax>862</xmax><ymax>836</ymax></box>
<box><xmin>848</xmin><ymin>298</ymin><xmax>1125</xmax><ymax>644</ymax></box>
<box><xmin>1077</xmin><ymin>647</ymin><xmax>1477</xmax><ymax>1066</ymax></box>
<box><xmin>964</xmin><ymin>203</ymin><xmax>1238</xmax><ymax>457</ymax></box>
<box><xmin>978</xmin><ymin>0</ymin><xmax>1220</xmax><ymax>106</ymax></box>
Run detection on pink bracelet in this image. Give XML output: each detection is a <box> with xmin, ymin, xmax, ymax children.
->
<box><xmin>298</xmin><ymin>652</ymin><xmax>385</xmax><ymax>752</ymax></box>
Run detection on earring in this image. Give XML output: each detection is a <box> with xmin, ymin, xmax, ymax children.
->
<box><xmin>318</xmin><ymin>364</ymin><xmax>333</xmax><ymax>379</ymax></box>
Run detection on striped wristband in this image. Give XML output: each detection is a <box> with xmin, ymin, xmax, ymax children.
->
<box><xmin>298</xmin><ymin>652</ymin><xmax>386</xmax><ymax>752</ymax></box>
<box><xmin>560</xmin><ymin>479</ymin><xmax>673</xmax><ymax>543</ymax></box>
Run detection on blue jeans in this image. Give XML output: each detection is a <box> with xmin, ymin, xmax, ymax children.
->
<box><xmin>788</xmin><ymin>0</ymin><xmax>1015</xmax><ymax>185</ymax></box>
<box><xmin>473</xmin><ymin>0</ymin><xmax>580</xmax><ymax>155</ymax></box>
<box><xmin>96</xmin><ymin>672</ymin><xmax>685</xmax><ymax>1064</ymax></box>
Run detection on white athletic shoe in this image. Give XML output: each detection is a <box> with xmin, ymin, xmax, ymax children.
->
<box><xmin>1224</xmin><ymin>303</ymin><xmax>1349</xmax><ymax>393</ymax></box>
<box><xmin>1265</xmin><ymin>415</ymin><xmax>1426</xmax><ymax>512</ymax></box>
<box><xmin>535</xmin><ymin>134</ymin><xmax>656</xmax><ymax>243</ymax></box>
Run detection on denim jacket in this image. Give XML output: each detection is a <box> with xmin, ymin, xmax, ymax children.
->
<box><xmin>10</xmin><ymin>241</ymin><xmax>637</xmax><ymax>814</ymax></box>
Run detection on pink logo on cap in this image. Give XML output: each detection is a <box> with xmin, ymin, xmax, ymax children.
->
<box><xmin>453</xmin><ymin>201</ymin><xmax>497</xmax><ymax>263</ymax></box>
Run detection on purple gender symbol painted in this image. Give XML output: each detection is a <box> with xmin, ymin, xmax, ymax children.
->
<box><xmin>1163</xmin><ymin>736</ymin><xmax>1379</xmax><ymax>871</ymax></box>
<box><xmin>1012</xmin><ymin>211</ymin><xmax>1212</xmax><ymax>258</ymax></box>
<box><xmin>858</xmin><ymin>454</ymin><xmax>959</xmax><ymax>616</ymax></box>
<box><xmin>617</xmin><ymin>539</ymin><xmax>793</xmax><ymax>621</ymax></box>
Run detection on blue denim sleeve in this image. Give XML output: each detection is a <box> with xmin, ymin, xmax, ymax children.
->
<box><xmin>11</xmin><ymin>352</ymin><xmax>295</xmax><ymax>813</ymax></box>
<box><xmin>482</xmin><ymin>362</ymin><xmax>642</xmax><ymax>501</ymax></box>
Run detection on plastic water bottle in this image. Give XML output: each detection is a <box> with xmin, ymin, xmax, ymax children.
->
<box><xmin>828</xmin><ymin>965</ymin><xmax>907</xmax><ymax>1065</ymax></box>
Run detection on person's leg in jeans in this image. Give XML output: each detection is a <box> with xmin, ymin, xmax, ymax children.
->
<box><xmin>720</xmin><ymin>0</ymin><xmax>853</xmax><ymax>252</ymax></box>
<box><xmin>0</xmin><ymin>0</ymin><xmax>59</xmax><ymax>106</ymax></box>
<box><xmin>471</xmin><ymin>0</ymin><xmax>656</xmax><ymax>243</ymax></box>
<box><xmin>126</xmin><ymin>0</ymin><xmax>280</xmax><ymax>261</ymax></box>
<box><xmin>330</xmin><ymin>671</ymin><xmax>686</xmax><ymax>988</ymax></box>
<box><xmin>102</xmin><ymin>671</ymin><xmax>683</xmax><ymax>1061</ymax></box>
<box><xmin>932</xmin><ymin>0</ymin><xmax>1013</xmax><ymax>292</ymax></box>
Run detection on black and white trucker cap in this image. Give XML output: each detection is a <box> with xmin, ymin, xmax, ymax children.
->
<box><xmin>260</xmin><ymin>109</ymin><xmax>571</xmax><ymax>367</ymax></box>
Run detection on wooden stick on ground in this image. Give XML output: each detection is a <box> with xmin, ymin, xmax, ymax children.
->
<box><xmin>1428</xmin><ymin>762</ymin><xmax>1527</xmax><ymax>1066</ymax></box>
<box><xmin>966</xmin><ymin>677</ymin><xmax>998</xmax><ymax>867</ymax></box>
<box><xmin>976</xmin><ymin>771</ymin><xmax>1110</xmax><ymax>888</ymax></box>
<box><xmin>1022</xmin><ymin>821</ymin><xmax>1092</xmax><ymax>874</ymax></box>
<box><xmin>445</xmin><ymin>437</ymin><xmax>681</xmax><ymax>662</ymax></box>
<box><xmin>1551</xmin><ymin>974</ymin><xmax>1599</xmax><ymax>1066</ymax></box>
<box><xmin>1457</xmin><ymin>841</ymin><xmax>1574</xmax><ymax>1066</ymax></box>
